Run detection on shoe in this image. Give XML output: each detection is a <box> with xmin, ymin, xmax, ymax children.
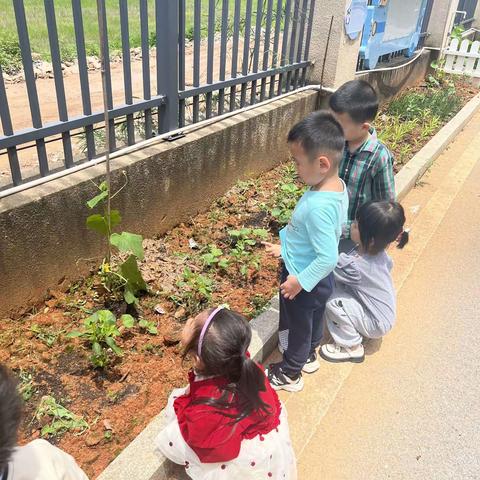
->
<box><xmin>302</xmin><ymin>351</ymin><xmax>320</xmax><ymax>374</ymax></box>
<box><xmin>266</xmin><ymin>363</ymin><xmax>304</xmax><ymax>392</ymax></box>
<box><xmin>278</xmin><ymin>342</ymin><xmax>285</xmax><ymax>354</ymax></box>
<box><xmin>320</xmin><ymin>343</ymin><xmax>365</xmax><ymax>363</ymax></box>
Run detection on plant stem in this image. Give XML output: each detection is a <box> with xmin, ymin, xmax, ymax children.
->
<box><xmin>97</xmin><ymin>0</ymin><xmax>112</xmax><ymax>264</ymax></box>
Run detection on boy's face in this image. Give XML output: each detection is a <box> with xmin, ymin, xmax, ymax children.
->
<box><xmin>289</xmin><ymin>141</ymin><xmax>331</xmax><ymax>186</ymax></box>
<box><xmin>331</xmin><ymin>111</ymin><xmax>370</xmax><ymax>143</ymax></box>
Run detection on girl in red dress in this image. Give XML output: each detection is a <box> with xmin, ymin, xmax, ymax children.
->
<box><xmin>155</xmin><ymin>307</ymin><xmax>296</xmax><ymax>479</ymax></box>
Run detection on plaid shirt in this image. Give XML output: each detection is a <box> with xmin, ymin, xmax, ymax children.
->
<box><xmin>340</xmin><ymin>129</ymin><xmax>395</xmax><ymax>238</ymax></box>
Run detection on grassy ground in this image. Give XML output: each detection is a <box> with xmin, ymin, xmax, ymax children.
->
<box><xmin>0</xmin><ymin>0</ymin><xmax>286</xmax><ymax>73</ymax></box>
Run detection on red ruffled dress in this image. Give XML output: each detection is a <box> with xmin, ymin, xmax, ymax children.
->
<box><xmin>155</xmin><ymin>369</ymin><xmax>296</xmax><ymax>479</ymax></box>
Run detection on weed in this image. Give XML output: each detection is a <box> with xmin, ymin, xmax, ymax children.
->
<box><xmin>171</xmin><ymin>268</ymin><xmax>214</xmax><ymax>316</ymax></box>
<box><xmin>228</xmin><ymin>228</ymin><xmax>268</xmax><ymax>277</ymax></box>
<box><xmin>138</xmin><ymin>318</ymin><xmax>158</xmax><ymax>335</ymax></box>
<box><xmin>18</xmin><ymin>370</ymin><xmax>36</xmax><ymax>402</ymax></box>
<box><xmin>270</xmin><ymin>182</ymin><xmax>304</xmax><ymax>225</ymax></box>
<box><xmin>201</xmin><ymin>245</ymin><xmax>229</xmax><ymax>270</ymax></box>
<box><xmin>35</xmin><ymin>395</ymin><xmax>88</xmax><ymax>438</ymax></box>
<box><xmin>246</xmin><ymin>294</ymin><xmax>270</xmax><ymax>317</ymax></box>
<box><xmin>67</xmin><ymin>310</ymin><xmax>135</xmax><ymax>368</ymax></box>
<box><xmin>142</xmin><ymin>343</ymin><xmax>163</xmax><ymax>356</ymax></box>
<box><xmin>30</xmin><ymin>324</ymin><xmax>63</xmax><ymax>348</ymax></box>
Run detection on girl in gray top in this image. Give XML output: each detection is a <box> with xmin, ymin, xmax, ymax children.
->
<box><xmin>320</xmin><ymin>201</ymin><xmax>409</xmax><ymax>363</ymax></box>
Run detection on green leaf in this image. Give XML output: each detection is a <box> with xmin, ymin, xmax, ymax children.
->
<box><xmin>105</xmin><ymin>336</ymin><xmax>123</xmax><ymax>356</ymax></box>
<box><xmin>120</xmin><ymin>255</ymin><xmax>148</xmax><ymax>295</ymax></box>
<box><xmin>96</xmin><ymin>310</ymin><xmax>116</xmax><ymax>326</ymax></box>
<box><xmin>86</xmin><ymin>190</ymin><xmax>108</xmax><ymax>209</ymax></box>
<box><xmin>121</xmin><ymin>314</ymin><xmax>135</xmax><ymax>328</ymax></box>
<box><xmin>110</xmin><ymin>232</ymin><xmax>144</xmax><ymax>260</ymax></box>
<box><xmin>66</xmin><ymin>331</ymin><xmax>84</xmax><ymax>338</ymax></box>
<box><xmin>99</xmin><ymin>181</ymin><xmax>108</xmax><ymax>192</ymax></box>
<box><xmin>124</xmin><ymin>287</ymin><xmax>137</xmax><ymax>305</ymax></box>
<box><xmin>86</xmin><ymin>210</ymin><xmax>121</xmax><ymax>237</ymax></box>
<box><xmin>92</xmin><ymin>342</ymin><xmax>103</xmax><ymax>356</ymax></box>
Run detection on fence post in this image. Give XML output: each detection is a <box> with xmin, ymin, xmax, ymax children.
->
<box><xmin>307</xmin><ymin>0</ymin><xmax>361</xmax><ymax>88</ymax></box>
<box><xmin>156</xmin><ymin>0</ymin><xmax>179</xmax><ymax>133</ymax></box>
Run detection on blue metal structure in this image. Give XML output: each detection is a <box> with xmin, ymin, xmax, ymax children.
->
<box><xmin>358</xmin><ymin>0</ymin><xmax>430</xmax><ymax>70</ymax></box>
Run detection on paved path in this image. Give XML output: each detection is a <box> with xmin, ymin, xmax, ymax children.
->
<box><xmin>273</xmin><ymin>110</ymin><xmax>480</xmax><ymax>480</ymax></box>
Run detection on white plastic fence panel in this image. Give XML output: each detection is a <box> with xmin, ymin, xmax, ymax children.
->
<box><xmin>444</xmin><ymin>38</ymin><xmax>459</xmax><ymax>72</ymax></box>
<box><xmin>452</xmin><ymin>39</ymin><xmax>470</xmax><ymax>73</ymax></box>
<box><xmin>469</xmin><ymin>41</ymin><xmax>480</xmax><ymax>76</ymax></box>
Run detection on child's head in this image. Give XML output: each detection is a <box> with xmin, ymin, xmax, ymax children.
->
<box><xmin>0</xmin><ymin>364</ymin><xmax>22</xmax><ymax>473</ymax></box>
<box><xmin>329</xmin><ymin>80</ymin><xmax>379</xmax><ymax>143</ymax></box>
<box><xmin>287</xmin><ymin>111</ymin><xmax>344</xmax><ymax>187</ymax></box>
<box><xmin>351</xmin><ymin>201</ymin><xmax>409</xmax><ymax>255</ymax></box>
<box><xmin>182</xmin><ymin>307</ymin><xmax>270</xmax><ymax>419</ymax></box>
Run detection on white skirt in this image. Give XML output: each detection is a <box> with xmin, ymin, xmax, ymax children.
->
<box><xmin>155</xmin><ymin>387</ymin><xmax>297</xmax><ymax>480</ymax></box>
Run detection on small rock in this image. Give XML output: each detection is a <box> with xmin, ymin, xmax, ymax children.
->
<box><xmin>174</xmin><ymin>307</ymin><xmax>186</xmax><ymax>320</ymax></box>
<box><xmin>43</xmin><ymin>307</ymin><xmax>49</xmax><ymax>314</ymax></box>
<box><xmin>188</xmin><ymin>238</ymin><xmax>199</xmax><ymax>249</ymax></box>
<box><xmin>154</xmin><ymin>304</ymin><xmax>166</xmax><ymax>315</ymax></box>
<box><xmin>163</xmin><ymin>333</ymin><xmax>180</xmax><ymax>347</ymax></box>
<box><xmin>45</xmin><ymin>299</ymin><xmax>57</xmax><ymax>309</ymax></box>
<box><xmin>85</xmin><ymin>432</ymin><xmax>103</xmax><ymax>447</ymax></box>
<box><xmin>41</xmin><ymin>352</ymin><xmax>51</xmax><ymax>363</ymax></box>
<box><xmin>103</xmin><ymin>419</ymin><xmax>114</xmax><ymax>432</ymax></box>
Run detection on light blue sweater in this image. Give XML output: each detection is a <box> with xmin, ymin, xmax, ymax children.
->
<box><xmin>279</xmin><ymin>182</ymin><xmax>349</xmax><ymax>292</ymax></box>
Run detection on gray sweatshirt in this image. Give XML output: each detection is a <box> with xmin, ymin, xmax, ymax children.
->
<box><xmin>333</xmin><ymin>250</ymin><xmax>396</xmax><ymax>331</ymax></box>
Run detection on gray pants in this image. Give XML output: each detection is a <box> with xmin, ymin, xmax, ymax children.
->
<box><xmin>324</xmin><ymin>294</ymin><xmax>391</xmax><ymax>347</ymax></box>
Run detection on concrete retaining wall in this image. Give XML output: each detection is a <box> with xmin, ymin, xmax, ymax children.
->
<box><xmin>0</xmin><ymin>91</ymin><xmax>318</xmax><ymax>316</ymax></box>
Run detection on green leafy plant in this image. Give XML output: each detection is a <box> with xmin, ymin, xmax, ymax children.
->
<box><xmin>270</xmin><ymin>182</ymin><xmax>304</xmax><ymax>225</ymax></box>
<box><xmin>67</xmin><ymin>310</ymin><xmax>135</xmax><ymax>368</ymax></box>
<box><xmin>30</xmin><ymin>324</ymin><xmax>63</xmax><ymax>348</ymax></box>
<box><xmin>201</xmin><ymin>245</ymin><xmax>229</xmax><ymax>270</ymax></box>
<box><xmin>171</xmin><ymin>268</ymin><xmax>214</xmax><ymax>316</ymax></box>
<box><xmin>18</xmin><ymin>370</ymin><xmax>36</xmax><ymax>402</ymax></box>
<box><xmin>35</xmin><ymin>396</ymin><xmax>89</xmax><ymax>438</ymax></box>
<box><xmin>138</xmin><ymin>318</ymin><xmax>158</xmax><ymax>335</ymax></box>
<box><xmin>86</xmin><ymin>179</ymin><xmax>148</xmax><ymax>305</ymax></box>
<box><xmin>228</xmin><ymin>228</ymin><xmax>268</xmax><ymax>277</ymax></box>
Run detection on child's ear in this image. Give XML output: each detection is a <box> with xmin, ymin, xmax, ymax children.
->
<box><xmin>317</xmin><ymin>155</ymin><xmax>331</xmax><ymax>172</ymax></box>
<box><xmin>362</xmin><ymin>122</ymin><xmax>371</xmax><ymax>132</ymax></box>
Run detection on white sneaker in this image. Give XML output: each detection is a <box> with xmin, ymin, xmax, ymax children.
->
<box><xmin>302</xmin><ymin>351</ymin><xmax>320</xmax><ymax>373</ymax></box>
<box><xmin>320</xmin><ymin>343</ymin><xmax>365</xmax><ymax>363</ymax></box>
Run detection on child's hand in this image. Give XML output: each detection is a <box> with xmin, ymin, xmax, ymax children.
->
<box><xmin>262</xmin><ymin>242</ymin><xmax>281</xmax><ymax>258</ymax></box>
<box><xmin>280</xmin><ymin>275</ymin><xmax>302</xmax><ymax>300</ymax></box>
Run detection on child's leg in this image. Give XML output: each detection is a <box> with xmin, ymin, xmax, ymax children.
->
<box><xmin>281</xmin><ymin>274</ymin><xmax>333</xmax><ymax>376</ymax></box>
<box><xmin>324</xmin><ymin>296</ymin><xmax>364</xmax><ymax>347</ymax></box>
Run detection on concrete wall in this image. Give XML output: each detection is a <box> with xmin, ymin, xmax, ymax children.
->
<box><xmin>0</xmin><ymin>91</ymin><xmax>318</xmax><ymax>316</ymax></box>
<box><xmin>426</xmin><ymin>0</ymin><xmax>459</xmax><ymax>49</ymax></box>
<box><xmin>355</xmin><ymin>50</ymin><xmax>433</xmax><ymax>103</ymax></box>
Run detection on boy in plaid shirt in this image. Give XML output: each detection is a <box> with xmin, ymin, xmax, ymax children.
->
<box><xmin>329</xmin><ymin>80</ymin><xmax>395</xmax><ymax>253</ymax></box>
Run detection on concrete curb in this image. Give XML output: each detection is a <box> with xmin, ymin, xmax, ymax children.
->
<box><xmin>97</xmin><ymin>91</ymin><xmax>480</xmax><ymax>480</ymax></box>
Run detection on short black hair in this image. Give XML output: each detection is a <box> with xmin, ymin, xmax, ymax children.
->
<box><xmin>357</xmin><ymin>201</ymin><xmax>408</xmax><ymax>254</ymax></box>
<box><xmin>0</xmin><ymin>365</ymin><xmax>22</xmax><ymax>472</ymax></box>
<box><xmin>329</xmin><ymin>80</ymin><xmax>379</xmax><ymax>123</ymax></box>
<box><xmin>287</xmin><ymin>111</ymin><xmax>345</xmax><ymax>165</ymax></box>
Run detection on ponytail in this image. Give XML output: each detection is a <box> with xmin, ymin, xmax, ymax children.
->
<box><xmin>396</xmin><ymin>228</ymin><xmax>409</xmax><ymax>249</ymax></box>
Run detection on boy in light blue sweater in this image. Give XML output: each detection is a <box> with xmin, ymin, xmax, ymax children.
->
<box><xmin>264</xmin><ymin>111</ymin><xmax>349</xmax><ymax>392</ymax></box>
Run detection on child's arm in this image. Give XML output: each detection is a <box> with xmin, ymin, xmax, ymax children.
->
<box><xmin>334</xmin><ymin>253</ymin><xmax>361</xmax><ymax>286</ymax></box>
<box><xmin>262</xmin><ymin>241</ymin><xmax>281</xmax><ymax>258</ymax></box>
<box><xmin>296</xmin><ymin>208</ymin><xmax>339</xmax><ymax>293</ymax></box>
<box><xmin>372</xmin><ymin>150</ymin><xmax>395</xmax><ymax>201</ymax></box>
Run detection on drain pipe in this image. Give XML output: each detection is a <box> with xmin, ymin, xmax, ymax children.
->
<box><xmin>0</xmin><ymin>84</ymin><xmax>335</xmax><ymax>199</ymax></box>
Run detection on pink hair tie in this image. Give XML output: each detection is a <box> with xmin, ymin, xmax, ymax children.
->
<box><xmin>197</xmin><ymin>306</ymin><xmax>224</xmax><ymax>357</ymax></box>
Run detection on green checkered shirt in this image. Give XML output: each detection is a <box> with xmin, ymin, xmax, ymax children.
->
<box><xmin>340</xmin><ymin>129</ymin><xmax>395</xmax><ymax>238</ymax></box>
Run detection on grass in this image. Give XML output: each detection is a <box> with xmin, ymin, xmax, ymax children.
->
<box><xmin>0</xmin><ymin>0</ymin><xmax>286</xmax><ymax>69</ymax></box>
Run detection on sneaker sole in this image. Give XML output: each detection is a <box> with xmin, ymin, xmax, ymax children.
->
<box><xmin>319</xmin><ymin>349</ymin><xmax>365</xmax><ymax>364</ymax></box>
<box><xmin>302</xmin><ymin>360</ymin><xmax>320</xmax><ymax>374</ymax></box>
<box><xmin>270</xmin><ymin>378</ymin><xmax>305</xmax><ymax>393</ymax></box>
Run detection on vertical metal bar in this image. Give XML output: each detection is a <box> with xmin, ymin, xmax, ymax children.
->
<box><xmin>97</xmin><ymin>1</ymin><xmax>116</xmax><ymax>150</ymax></box>
<box><xmin>72</xmin><ymin>0</ymin><xmax>95</xmax><ymax>158</ymax></box>
<box><xmin>192</xmin><ymin>0</ymin><xmax>201</xmax><ymax>123</ymax></box>
<box><xmin>260</xmin><ymin>0</ymin><xmax>274</xmax><ymax>101</ymax></box>
<box><xmin>179</xmin><ymin>0</ymin><xmax>186</xmax><ymax>126</ymax></box>
<box><xmin>0</xmin><ymin>65</ymin><xmax>22</xmax><ymax>185</ymax></box>
<box><xmin>240</xmin><ymin>0</ymin><xmax>253</xmax><ymax>107</ymax></box>
<box><xmin>156</xmin><ymin>0</ymin><xmax>179</xmax><ymax>132</ymax></box>
<box><xmin>301</xmin><ymin>0</ymin><xmax>315</xmax><ymax>86</ymax></box>
<box><xmin>13</xmin><ymin>0</ymin><xmax>49</xmax><ymax>176</ymax></box>
<box><xmin>269</xmin><ymin>0</ymin><xmax>283</xmax><ymax>98</ymax></box>
<box><xmin>205</xmin><ymin>0</ymin><xmax>215</xmax><ymax>119</ymax></box>
<box><xmin>286</xmin><ymin>0</ymin><xmax>300</xmax><ymax>92</ymax></box>
<box><xmin>229</xmin><ymin>0</ymin><xmax>241</xmax><ymax>111</ymax></box>
<box><xmin>120</xmin><ymin>0</ymin><xmax>135</xmax><ymax>145</ymax></box>
<box><xmin>140</xmin><ymin>0</ymin><xmax>152</xmax><ymax>138</ymax></box>
<box><xmin>250</xmin><ymin>0</ymin><xmax>264</xmax><ymax>104</ymax></box>
<box><xmin>277</xmin><ymin>0</ymin><xmax>292</xmax><ymax>95</ymax></box>
<box><xmin>44</xmin><ymin>0</ymin><xmax>74</xmax><ymax>168</ymax></box>
<box><xmin>218</xmin><ymin>0</ymin><xmax>229</xmax><ymax>115</ymax></box>
<box><xmin>292</xmin><ymin>0</ymin><xmax>308</xmax><ymax>90</ymax></box>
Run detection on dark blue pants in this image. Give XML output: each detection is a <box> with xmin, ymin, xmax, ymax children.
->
<box><xmin>279</xmin><ymin>265</ymin><xmax>333</xmax><ymax>376</ymax></box>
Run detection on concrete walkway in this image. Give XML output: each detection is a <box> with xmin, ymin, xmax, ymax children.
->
<box><xmin>272</xmin><ymin>110</ymin><xmax>480</xmax><ymax>479</ymax></box>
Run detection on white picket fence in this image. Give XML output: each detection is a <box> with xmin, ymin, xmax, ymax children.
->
<box><xmin>443</xmin><ymin>38</ymin><xmax>480</xmax><ymax>77</ymax></box>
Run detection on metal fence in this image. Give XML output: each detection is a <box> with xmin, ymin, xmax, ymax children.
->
<box><xmin>455</xmin><ymin>0</ymin><xmax>478</xmax><ymax>28</ymax></box>
<box><xmin>0</xmin><ymin>0</ymin><xmax>316</xmax><ymax>191</ymax></box>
